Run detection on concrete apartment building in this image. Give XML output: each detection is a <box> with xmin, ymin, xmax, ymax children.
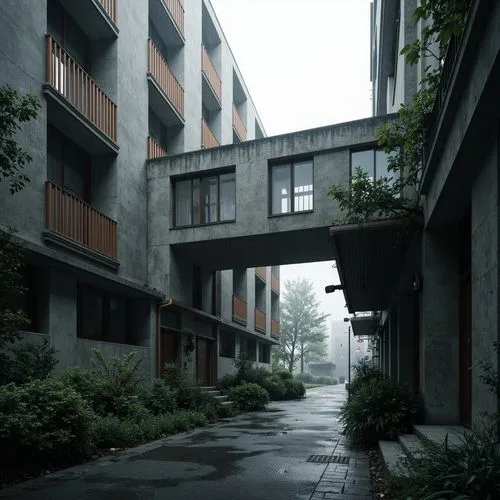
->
<box><xmin>0</xmin><ymin>0</ymin><xmax>276</xmax><ymax>384</ymax></box>
<box><xmin>330</xmin><ymin>0</ymin><xmax>500</xmax><ymax>429</ymax></box>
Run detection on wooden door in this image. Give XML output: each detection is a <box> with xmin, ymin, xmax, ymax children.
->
<box><xmin>196</xmin><ymin>337</ymin><xmax>209</xmax><ymax>386</ymax></box>
<box><xmin>160</xmin><ymin>327</ymin><xmax>179</xmax><ymax>369</ymax></box>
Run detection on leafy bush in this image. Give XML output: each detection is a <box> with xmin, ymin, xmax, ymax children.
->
<box><xmin>260</xmin><ymin>374</ymin><xmax>287</xmax><ymax>401</ymax></box>
<box><xmin>176</xmin><ymin>386</ymin><xmax>219</xmax><ymax>422</ymax></box>
<box><xmin>140</xmin><ymin>378</ymin><xmax>177</xmax><ymax>415</ymax></box>
<box><xmin>294</xmin><ymin>373</ymin><xmax>338</xmax><ymax>385</ymax></box>
<box><xmin>0</xmin><ymin>379</ymin><xmax>93</xmax><ymax>465</ymax></box>
<box><xmin>273</xmin><ymin>370</ymin><xmax>293</xmax><ymax>381</ymax></box>
<box><xmin>295</xmin><ymin>372</ymin><xmax>313</xmax><ymax>383</ymax></box>
<box><xmin>218</xmin><ymin>373</ymin><xmax>238</xmax><ymax>393</ymax></box>
<box><xmin>59</xmin><ymin>366</ymin><xmax>101</xmax><ymax>409</ymax></box>
<box><xmin>391</xmin><ymin>427</ymin><xmax>500</xmax><ymax>499</ymax></box>
<box><xmin>162</xmin><ymin>362</ymin><xmax>185</xmax><ymax>389</ymax></box>
<box><xmin>283</xmin><ymin>378</ymin><xmax>306</xmax><ymax>399</ymax></box>
<box><xmin>229</xmin><ymin>382</ymin><xmax>269</xmax><ymax>411</ymax></box>
<box><xmin>0</xmin><ymin>338</ymin><xmax>58</xmax><ymax>385</ymax></box>
<box><xmin>349</xmin><ymin>359</ymin><xmax>382</xmax><ymax>397</ymax></box>
<box><xmin>339</xmin><ymin>377</ymin><xmax>421</xmax><ymax>444</ymax></box>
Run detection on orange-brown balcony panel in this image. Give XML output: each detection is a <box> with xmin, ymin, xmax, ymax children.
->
<box><xmin>148</xmin><ymin>136</ymin><xmax>167</xmax><ymax>159</ymax></box>
<box><xmin>232</xmin><ymin>295</ymin><xmax>247</xmax><ymax>324</ymax></box>
<box><xmin>201</xmin><ymin>45</ymin><xmax>221</xmax><ymax>102</ymax></box>
<box><xmin>271</xmin><ymin>273</ymin><xmax>280</xmax><ymax>294</ymax></box>
<box><xmin>148</xmin><ymin>39</ymin><xmax>184</xmax><ymax>119</ymax></box>
<box><xmin>46</xmin><ymin>181</ymin><xmax>117</xmax><ymax>260</ymax></box>
<box><xmin>271</xmin><ymin>319</ymin><xmax>280</xmax><ymax>338</ymax></box>
<box><xmin>162</xmin><ymin>0</ymin><xmax>184</xmax><ymax>37</ymax></box>
<box><xmin>46</xmin><ymin>35</ymin><xmax>117</xmax><ymax>142</ymax></box>
<box><xmin>255</xmin><ymin>267</ymin><xmax>266</xmax><ymax>282</ymax></box>
<box><xmin>232</xmin><ymin>105</ymin><xmax>247</xmax><ymax>141</ymax></box>
<box><xmin>98</xmin><ymin>0</ymin><xmax>116</xmax><ymax>23</ymax></box>
<box><xmin>201</xmin><ymin>119</ymin><xmax>220</xmax><ymax>149</ymax></box>
<box><xmin>255</xmin><ymin>309</ymin><xmax>266</xmax><ymax>333</ymax></box>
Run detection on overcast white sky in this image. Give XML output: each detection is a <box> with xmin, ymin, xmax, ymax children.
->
<box><xmin>211</xmin><ymin>0</ymin><xmax>373</xmax><ymax>325</ymax></box>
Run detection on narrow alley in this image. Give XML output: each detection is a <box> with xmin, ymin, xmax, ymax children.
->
<box><xmin>0</xmin><ymin>386</ymin><xmax>372</xmax><ymax>500</ymax></box>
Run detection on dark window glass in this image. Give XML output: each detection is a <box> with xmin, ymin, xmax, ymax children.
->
<box><xmin>203</xmin><ymin>176</ymin><xmax>218</xmax><ymax>223</ymax></box>
<box><xmin>352</xmin><ymin>150</ymin><xmax>374</xmax><ymax>180</ymax></box>
<box><xmin>193</xmin><ymin>265</ymin><xmax>202</xmax><ymax>310</ymax></box>
<box><xmin>78</xmin><ymin>286</ymin><xmax>104</xmax><ymax>340</ymax></box>
<box><xmin>271</xmin><ymin>164</ymin><xmax>291</xmax><ymax>214</ymax></box>
<box><xmin>220</xmin><ymin>173</ymin><xmax>236</xmax><ymax>220</ymax></box>
<box><xmin>240</xmin><ymin>337</ymin><xmax>256</xmax><ymax>361</ymax></box>
<box><xmin>219</xmin><ymin>331</ymin><xmax>236</xmax><ymax>358</ymax></box>
<box><xmin>294</xmin><ymin>161</ymin><xmax>313</xmax><ymax>211</ymax></box>
<box><xmin>7</xmin><ymin>266</ymin><xmax>40</xmax><ymax>333</ymax></box>
<box><xmin>259</xmin><ymin>343</ymin><xmax>270</xmax><ymax>364</ymax></box>
<box><xmin>175</xmin><ymin>180</ymin><xmax>192</xmax><ymax>226</ymax></box>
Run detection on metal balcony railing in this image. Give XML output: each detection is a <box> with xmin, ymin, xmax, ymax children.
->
<box><xmin>148</xmin><ymin>136</ymin><xmax>167</xmax><ymax>159</ymax></box>
<box><xmin>201</xmin><ymin>44</ymin><xmax>221</xmax><ymax>102</ymax></box>
<box><xmin>232</xmin><ymin>104</ymin><xmax>247</xmax><ymax>141</ymax></box>
<box><xmin>255</xmin><ymin>309</ymin><xmax>266</xmax><ymax>333</ymax></box>
<box><xmin>46</xmin><ymin>35</ymin><xmax>117</xmax><ymax>142</ymax></box>
<box><xmin>232</xmin><ymin>295</ymin><xmax>247</xmax><ymax>324</ymax></box>
<box><xmin>148</xmin><ymin>38</ymin><xmax>184</xmax><ymax>119</ymax></box>
<box><xmin>161</xmin><ymin>0</ymin><xmax>184</xmax><ymax>37</ymax></box>
<box><xmin>97</xmin><ymin>0</ymin><xmax>116</xmax><ymax>23</ymax></box>
<box><xmin>255</xmin><ymin>267</ymin><xmax>266</xmax><ymax>281</ymax></box>
<box><xmin>271</xmin><ymin>319</ymin><xmax>280</xmax><ymax>338</ymax></box>
<box><xmin>201</xmin><ymin>119</ymin><xmax>220</xmax><ymax>149</ymax></box>
<box><xmin>46</xmin><ymin>181</ymin><xmax>117</xmax><ymax>259</ymax></box>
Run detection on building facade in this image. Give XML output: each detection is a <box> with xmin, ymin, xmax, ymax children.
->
<box><xmin>0</xmin><ymin>0</ymin><xmax>276</xmax><ymax>383</ymax></box>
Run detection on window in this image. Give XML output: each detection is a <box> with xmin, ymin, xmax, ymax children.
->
<box><xmin>240</xmin><ymin>337</ymin><xmax>256</xmax><ymax>361</ymax></box>
<box><xmin>219</xmin><ymin>330</ymin><xmax>236</xmax><ymax>358</ymax></box>
<box><xmin>173</xmin><ymin>170</ymin><xmax>235</xmax><ymax>227</ymax></box>
<box><xmin>7</xmin><ymin>266</ymin><xmax>41</xmax><ymax>332</ymax></box>
<box><xmin>258</xmin><ymin>343</ymin><xmax>270</xmax><ymax>364</ymax></box>
<box><xmin>351</xmin><ymin>148</ymin><xmax>394</xmax><ymax>184</ymax></box>
<box><xmin>270</xmin><ymin>159</ymin><xmax>313</xmax><ymax>215</ymax></box>
<box><xmin>77</xmin><ymin>285</ymin><xmax>129</xmax><ymax>344</ymax></box>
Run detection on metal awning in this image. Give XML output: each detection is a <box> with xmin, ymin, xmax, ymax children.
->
<box><xmin>330</xmin><ymin>218</ymin><xmax>418</xmax><ymax>313</ymax></box>
<box><xmin>350</xmin><ymin>315</ymin><xmax>380</xmax><ymax>336</ymax></box>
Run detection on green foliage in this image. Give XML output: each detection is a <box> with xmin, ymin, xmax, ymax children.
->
<box><xmin>140</xmin><ymin>378</ymin><xmax>177</xmax><ymax>415</ymax></box>
<box><xmin>176</xmin><ymin>386</ymin><xmax>219</xmax><ymax>422</ymax></box>
<box><xmin>0</xmin><ymin>338</ymin><xmax>57</xmax><ymax>385</ymax></box>
<box><xmin>295</xmin><ymin>373</ymin><xmax>338</xmax><ymax>385</ymax></box>
<box><xmin>0</xmin><ymin>85</ymin><xmax>40</xmax><ymax>194</ymax></box>
<box><xmin>274</xmin><ymin>278</ymin><xmax>329</xmax><ymax>373</ymax></box>
<box><xmin>259</xmin><ymin>374</ymin><xmax>287</xmax><ymax>401</ymax></box>
<box><xmin>0</xmin><ymin>379</ymin><xmax>93</xmax><ymax>466</ymax></box>
<box><xmin>229</xmin><ymin>382</ymin><xmax>270</xmax><ymax>411</ymax></box>
<box><xmin>340</xmin><ymin>377</ymin><xmax>421</xmax><ymax>444</ymax></box>
<box><xmin>273</xmin><ymin>370</ymin><xmax>293</xmax><ymax>381</ymax></box>
<box><xmin>162</xmin><ymin>362</ymin><xmax>185</xmax><ymax>389</ymax></box>
<box><xmin>391</xmin><ymin>427</ymin><xmax>500</xmax><ymax>500</ymax></box>
<box><xmin>349</xmin><ymin>359</ymin><xmax>383</xmax><ymax>398</ymax></box>
<box><xmin>283</xmin><ymin>378</ymin><xmax>306</xmax><ymax>399</ymax></box>
<box><xmin>218</xmin><ymin>373</ymin><xmax>238</xmax><ymax>393</ymax></box>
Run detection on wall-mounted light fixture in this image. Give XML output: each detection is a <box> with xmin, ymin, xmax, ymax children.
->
<box><xmin>325</xmin><ymin>284</ymin><xmax>344</xmax><ymax>294</ymax></box>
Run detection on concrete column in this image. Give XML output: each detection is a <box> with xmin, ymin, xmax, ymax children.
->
<box><xmin>397</xmin><ymin>293</ymin><xmax>416</xmax><ymax>389</ymax></box>
<box><xmin>421</xmin><ymin>230</ymin><xmax>460</xmax><ymax>423</ymax></box>
<box><xmin>390</xmin><ymin>309</ymin><xmax>398</xmax><ymax>380</ymax></box>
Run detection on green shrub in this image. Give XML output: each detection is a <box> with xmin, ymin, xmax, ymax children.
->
<box><xmin>176</xmin><ymin>386</ymin><xmax>219</xmax><ymax>422</ymax></box>
<box><xmin>295</xmin><ymin>372</ymin><xmax>313</xmax><ymax>383</ymax></box>
<box><xmin>260</xmin><ymin>374</ymin><xmax>287</xmax><ymax>401</ymax></box>
<box><xmin>229</xmin><ymin>382</ymin><xmax>269</xmax><ymax>411</ymax></box>
<box><xmin>162</xmin><ymin>362</ymin><xmax>185</xmax><ymax>389</ymax></box>
<box><xmin>218</xmin><ymin>373</ymin><xmax>238</xmax><ymax>393</ymax></box>
<box><xmin>274</xmin><ymin>370</ymin><xmax>293</xmax><ymax>381</ymax></box>
<box><xmin>0</xmin><ymin>339</ymin><xmax>58</xmax><ymax>385</ymax></box>
<box><xmin>141</xmin><ymin>378</ymin><xmax>177</xmax><ymax>415</ymax></box>
<box><xmin>339</xmin><ymin>377</ymin><xmax>421</xmax><ymax>444</ymax></box>
<box><xmin>283</xmin><ymin>378</ymin><xmax>306</xmax><ymax>399</ymax></box>
<box><xmin>59</xmin><ymin>366</ymin><xmax>103</xmax><ymax>411</ymax></box>
<box><xmin>391</xmin><ymin>427</ymin><xmax>500</xmax><ymax>499</ymax></box>
<box><xmin>0</xmin><ymin>379</ymin><xmax>93</xmax><ymax>465</ymax></box>
<box><xmin>90</xmin><ymin>415</ymin><xmax>142</xmax><ymax>449</ymax></box>
<box><xmin>349</xmin><ymin>359</ymin><xmax>382</xmax><ymax>397</ymax></box>
<box><xmin>332</xmin><ymin>377</ymin><xmax>339</xmax><ymax>385</ymax></box>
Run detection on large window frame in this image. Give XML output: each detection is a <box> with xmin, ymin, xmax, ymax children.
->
<box><xmin>173</xmin><ymin>169</ymin><xmax>236</xmax><ymax>228</ymax></box>
<box><xmin>350</xmin><ymin>147</ymin><xmax>395</xmax><ymax>185</ymax></box>
<box><xmin>268</xmin><ymin>158</ymin><xmax>314</xmax><ymax>216</ymax></box>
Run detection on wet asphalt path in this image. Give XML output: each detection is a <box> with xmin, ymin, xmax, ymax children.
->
<box><xmin>0</xmin><ymin>385</ymin><xmax>371</xmax><ymax>500</ymax></box>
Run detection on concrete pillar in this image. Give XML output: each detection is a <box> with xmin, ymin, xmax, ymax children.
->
<box><xmin>397</xmin><ymin>293</ymin><xmax>416</xmax><ymax>390</ymax></box>
<box><xmin>390</xmin><ymin>309</ymin><xmax>398</xmax><ymax>380</ymax></box>
<box><xmin>421</xmin><ymin>230</ymin><xmax>460</xmax><ymax>423</ymax></box>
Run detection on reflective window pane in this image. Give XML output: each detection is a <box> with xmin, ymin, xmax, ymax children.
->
<box><xmin>294</xmin><ymin>161</ymin><xmax>313</xmax><ymax>211</ymax></box>
<box><xmin>203</xmin><ymin>176</ymin><xmax>218</xmax><ymax>223</ymax></box>
<box><xmin>175</xmin><ymin>180</ymin><xmax>192</xmax><ymax>226</ymax></box>
<box><xmin>271</xmin><ymin>164</ymin><xmax>291</xmax><ymax>214</ymax></box>
<box><xmin>375</xmin><ymin>150</ymin><xmax>395</xmax><ymax>185</ymax></box>
<box><xmin>193</xmin><ymin>178</ymin><xmax>200</xmax><ymax>224</ymax></box>
<box><xmin>351</xmin><ymin>150</ymin><xmax>374</xmax><ymax>181</ymax></box>
<box><xmin>220</xmin><ymin>172</ymin><xmax>236</xmax><ymax>221</ymax></box>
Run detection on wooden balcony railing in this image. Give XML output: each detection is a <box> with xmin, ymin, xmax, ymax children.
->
<box><xmin>46</xmin><ymin>35</ymin><xmax>117</xmax><ymax>142</ymax></box>
<box><xmin>46</xmin><ymin>181</ymin><xmax>117</xmax><ymax>260</ymax></box>
<box><xmin>255</xmin><ymin>267</ymin><xmax>266</xmax><ymax>282</ymax></box>
<box><xmin>148</xmin><ymin>136</ymin><xmax>167</xmax><ymax>159</ymax></box>
<box><xmin>162</xmin><ymin>0</ymin><xmax>184</xmax><ymax>37</ymax></box>
<box><xmin>255</xmin><ymin>309</ymin><xmax>266</xmax><ymax>333</ymax></box>
<box><xmin>271</xmin><ymin>319</ymin><xmax>280</xmax><ymax>338</ymax></box>
<box><xmin>232</xmin><ymin>105</ymin><xmax>247</xmax><ymax>141</ymax></box>
<box><xmin>271</xmin><ymin>273</ymin><xmax>280</xmax><ymax>294</ymax></box>
<box><xmin>232</xmin><ymin>295</ymin><xmax>247</xmax><ymax>324</ymax></box>
<box><xmin>201</xmin><ymin>119</ymin><xmax>220</xmax><ymax>149</ymax></box>
<box><xmin>201</xmin><ymin>45</ymin><xmax>221</xmax><ymax>102</ymax></box>
<box><xmin>148</xmin><ymin>38</ymin><xmax>184</xmax><ymax>119</ymax></box>
<box><xmin>97</xmin><ymin>0</ymin><xmax>116</xmax><ymax>23</ymax></box>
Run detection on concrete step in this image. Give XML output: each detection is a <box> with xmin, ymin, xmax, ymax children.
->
<box><xmin>398</xmin><ymin>434</ymin><xmax>423</xmax><ymax>462</ymax></box>
<box><xmin>199</xmin><ymin>386</ymin><xmax>217</xmax><ymax>392</ymax></box>
<box><xmin>214</xmin><ymin>395</ymin><xmax>228</xmax><ymax>403</ymax></box>
<box><xmin>413</xmin><ymin>425</ymin><xmax>469</xmax><ymax>447</ymax></box>
<box><xmin>378</xmin><ymin>440</ymin><xmax>409</xmax><ymax>477</ymax></box>
<box><xmin>220</xmin><ymin>400</ymin><xmax>233</xmax><ymax>410</ymax></box>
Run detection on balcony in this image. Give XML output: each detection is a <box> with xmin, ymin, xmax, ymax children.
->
<box><xmin>271</xmin><ymin>319</ymin><xmax>280</xmax><ymax>339</ymax></box>
<box><xmin>201</xmin><ymin>119</ymin><xmax>220</xmax><ymax>149</ymax></box>
<box><xmin>232</xmin><ymin>295</ymin><xmax>247</xmax><ymax>325</ymax></box>
<box><xmin>255</xmin><ymin>266</ymin><xmax>266</xmax><ymax>282</ymax></box>
<box><xmin>148</xmin><ymin>136</ymin><xmax>167</xmax><ymax>159</ymax></box>
<box><xmin>255</xmin><ymin>309</ymin><xmax>266</xmax><ymax>333</ymax></box>
<box><xmin>271</xmin><ymin>272</ymin><xmax>280</xmax><ymax>294</ymax></box>
<box><xmin>232</xmin><ymin>105</ymin><xmax>247</xmax><ymax>142</ymax></box>
<box><xmin>160</xmin><ymin>0</ymin><xmax>184</xmax><ymax>38</ymax></box>
<box><xmin>201</xmin><ymin>45</ymin><xmax>221</xmax><ymax>106</ymax></box>
<box><xmin>44</xmin><ymin>181</ymin><xmax>118</xmax><ymax>268</ymax></box>
<box><xmin>147</xmin><ymin>38</ymin><xmax>184</xmax><ymax>125</ymax></box>
<box><xmin>44</xmin><ymin>35</ymin><xmax>118</xmax><ymax>154</ymax></box>
<box><xmin>59</xmin><ymin>0</ymin><xmax>118</xmax><ymax>39</ymax></box>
